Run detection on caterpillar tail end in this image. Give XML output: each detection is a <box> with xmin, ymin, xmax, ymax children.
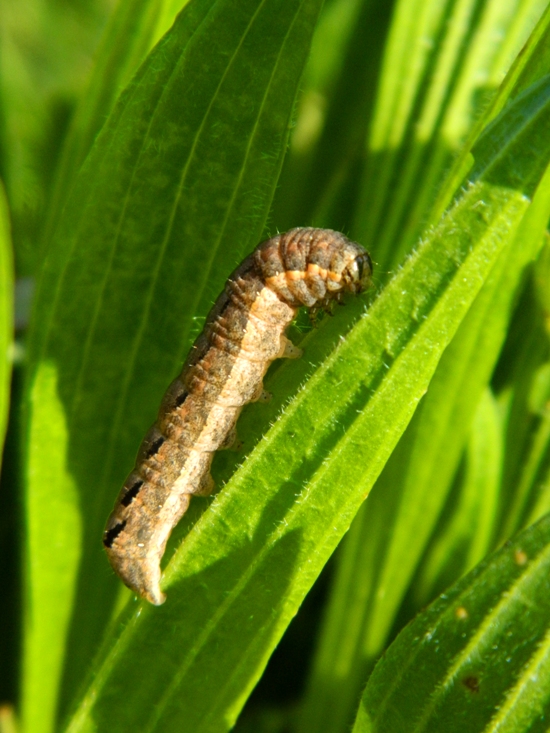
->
<box><xmin>104</xmin><ymin>528</ymin><xmax>167</xmax><ymax>606</ymax></box>
<box><xmin>135</xmin><ymin>572</ymin><xmax>166</xmax><ymax>606</ymax></box>
<box><xmin>108</xmin><ymin>548</ymin><xmax>167</xmax><ymax>606</ymax></box>
<box><xmin>141</xmin><ymin>584</ymin><xmax>166</xmax><ymax>606</ymax></box>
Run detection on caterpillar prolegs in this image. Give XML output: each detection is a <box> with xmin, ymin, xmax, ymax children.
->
<box><xmin>104</xmin><ymin>228</ymin><xmax>372</xmax><ymax>604</ymax></box>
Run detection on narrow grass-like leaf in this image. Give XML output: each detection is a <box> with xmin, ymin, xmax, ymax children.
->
<box><xmin>0</xmin><ymin>183</ymin><xmax>15</xmax><ymax>711</ymax></box>
<box><xmin>271</xmin><ymin>0</ymin><xmax>394</xmax><ymax>232</ymax></box>
<box><xmin>521</xmin><ymin>362</ymin><xmax>550</xmax><ymax>528</ymax></box>
<box><xmin>495</xmin><ymin>280</ymin><xmax>549</xmax><ymax>534</ymax></box>
<box><xmin>358</xmin><ymin>200</ymin><xmax>543</xmax><ymax>652</ymax></box>
<box><xmin>534</xmin><ymin>237</ymin><xmax>550</xmax><ymax>317</ymax></box>
<box><xmin>505</xmin><ymin>384</ymin><xmax>550</xmax><ymax>532</ymax></box>
<box><xmin>355</xmin><ymin>0</ymin><xmax>548</xmax><ymax>271</ymax></box>
<box><xmin>356</xmin><ymin>143</ymin><xmax>550</xmax><ymax>730</ymax></box>
<box><xmin>430</xmin><ymin>2</ymin><xmax>550</xmax><ymax>223</ymax></box>
<box><xmin>414</xmin><ymin>388</ymin><xmax>502</xmax><ymax>604</ymax></box>
<box><xmin>528</xmin><ymin>463</ymin><xmax>550</xmax><ymax>529</ymax></box>
<box><xmin>0</xmin><ymin>182</ymin><xmax>13</xmax><ymax>460</ymax></box>
<box><xmin>21</xmin><ymin>1</ymin><xmax>324</xmax><ymax>731</ymax></box>
<box><xmin>296</xmin><ymin>207</ymin><xmax>541</xmax><ymax>733</ymax></box>
<box><xmin>353</xmin><ymin>511</ymin><xmax>550</xmax><ymax>733</ymax></box>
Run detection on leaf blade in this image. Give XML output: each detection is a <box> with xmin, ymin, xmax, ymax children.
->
<box><xmin>353</xmin><ymin>512</ymin><xmax>550</xmax><ymax>733</ymax></box>
<box><xmin>22</xmin><ymin>0</ymin><xmax>325</xmax><ymax>729</ymax></box>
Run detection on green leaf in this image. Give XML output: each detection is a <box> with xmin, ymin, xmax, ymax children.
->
<box><xmin>355</xmin><ymin>0</ymin><xmax>549</xmax><ymax>271</ymax></box>
<box><xmin>271</xmin><ymin>0</ymin><xmax>394</xmax><ymax>231</ymax></box>
<box><xmin>534</xmin><ymin>236</ymin><xmax>550</xmax><ymax>318</ymax></box>
<box><xmin>519</xmin><ymin>360</ymin><xmax>550</xmax><ymax>529</ymax></box>
<box><xmin>0</xmin><ymin>0</ymin><xmax>111</xmax><ymax>274</ymax></box>
<box><xmin>353</xmin><ymin>511</ymin><xmax>550</xmax><ymax>733</ymax></box>
<box><xmin>494</xmin><ymin>278</ymin><xmax>550</xmax><ymax>539</ymax></box>
<box><xmin>414</xmin><ymin>387</ymin><xmax>503</xmax><ymax>604</ymax></box>
<box><xmin>0</xmin><ymin>182</ymin><xmax>15</xmax><ymax>712</ymax></box>
<box><xmin>0</xmin><ymin>182</ymin><xmax>13</xmax><ymax>459</ymax></box>
<box><xmin>21</xmin><ymin>1</ymin><xmax>324</xmax><ymax>731</ymax></box>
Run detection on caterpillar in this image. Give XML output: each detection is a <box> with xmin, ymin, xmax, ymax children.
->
<box><xmin>103</xmin><ymin>227</ymin><xmax>372</xmax><ymax>605</ymax></box>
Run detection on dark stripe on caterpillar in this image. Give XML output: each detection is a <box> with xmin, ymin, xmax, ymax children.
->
<box><xmin>104</xmin><ymin>227</ymin><xmax>372</xmax><ymax>604</ymax></box>
<box><xmin>103</xmin><ymin>521</ymin><xmax>127</xmax><ymax>549</ymax></box>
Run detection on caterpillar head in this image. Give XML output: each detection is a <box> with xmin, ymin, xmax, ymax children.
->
<box><xmin>341</xmin><ymin>248</ymin><xmax>373</xmax><ymax>294</ymax></box>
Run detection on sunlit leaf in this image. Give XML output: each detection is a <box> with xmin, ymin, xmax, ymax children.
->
<box><xmin>21</xmin><ymin>1</ymin><xmax>325</xmax><ymax>731</ymax></box>
<box><xmin>353</xmin><ymin>512</ymin><xmax>550</xmax><ymax>733</ymax></box>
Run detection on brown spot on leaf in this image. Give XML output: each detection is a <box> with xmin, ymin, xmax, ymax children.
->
<box><xmin>514</xmin><ymin>548</ymin><xmax>528</xmax><ymax>565</ymax></box>
<box><xmin>462</xmin><ymin>675</ymin><xmax>479</xmax><ymax>693</ymax></box>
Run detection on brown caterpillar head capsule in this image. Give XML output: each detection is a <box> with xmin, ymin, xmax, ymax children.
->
<box><xmin>341</xmin><ymin>250</ymin><xmax>373</xmax><ymax>294</ymax></box>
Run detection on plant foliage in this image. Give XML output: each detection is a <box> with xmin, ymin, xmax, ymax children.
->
<box><xmin>0</xmin><ymin>0</ymin><xmax>550</xmax><ymax>732</ymax></box>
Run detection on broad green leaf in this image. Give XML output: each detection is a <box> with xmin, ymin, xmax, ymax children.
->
<box><xmin>353</xmin><ymin>511</ymin><xmax>550</xmax><ymax>733</ymax></box>
<box><xmin>13</xmin><ymin>2</ymin><xmax>550</xmax><ymax>731</ymax></box>
<box><xmin>23</xmin><ymin>361</ymin><xmax>80</xmax><ymax>733</ymax></box>
<box><xmin>21</xmin><ymin>1</ymin><xmax>324</xmax><ymax>732</ymax></box>
<box><xmin>62</xmin><ymin>77</ymin><xmax>550</xmax><ymax>732</ymax></box>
